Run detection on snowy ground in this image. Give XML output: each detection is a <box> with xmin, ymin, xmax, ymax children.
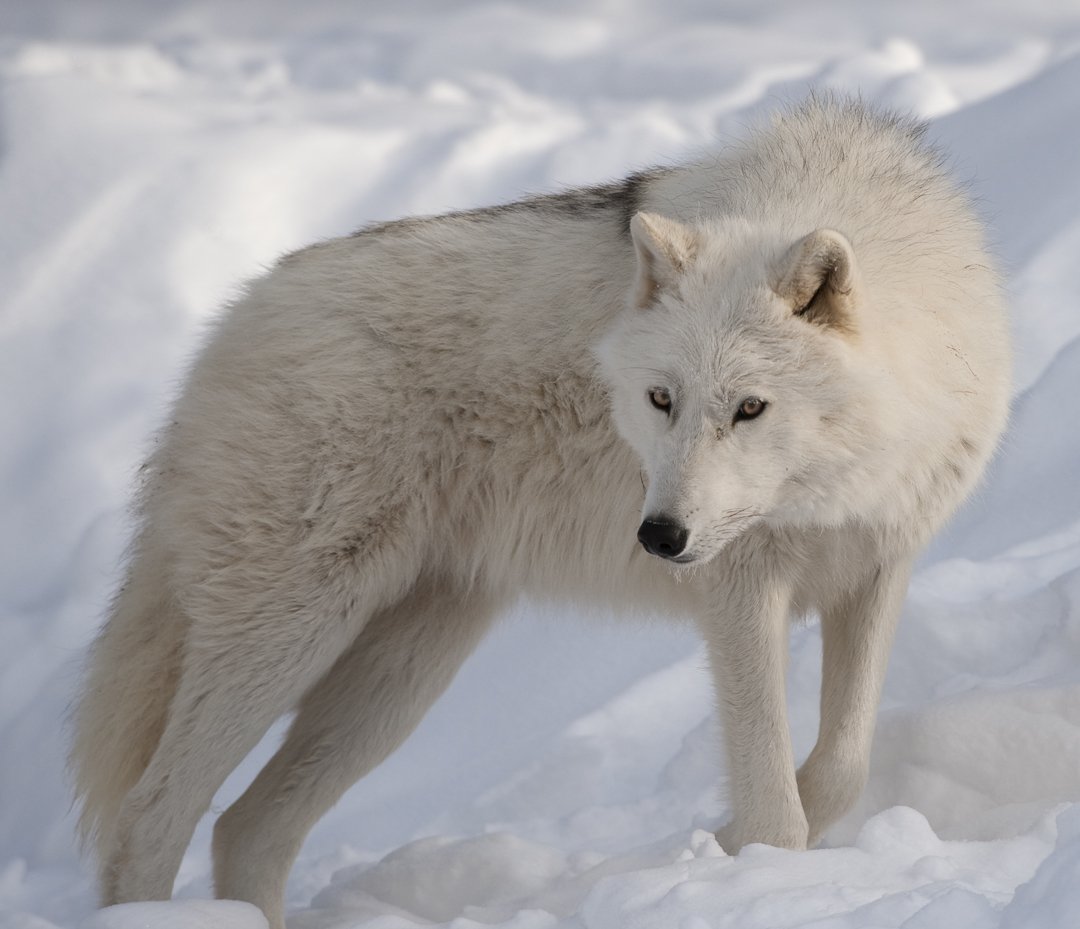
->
<box><xmin>3</xmin><ymin>2</ymin><xmax>1080</xmax><ymax>927</ymax></box>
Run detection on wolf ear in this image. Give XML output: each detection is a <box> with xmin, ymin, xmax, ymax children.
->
<box><xmin>775</xmin><ymin>229</ymin><xmax>858</xmax><ymax>333</ymax></box>
<box><xmin>630</xmin><ymin>212</ymin><xmax>697</xmax><ymax>309</ymax></box>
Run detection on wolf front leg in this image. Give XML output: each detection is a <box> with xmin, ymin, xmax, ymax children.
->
<box><xmin>797</xmin><ymin>559</ymin><xmax>912</xmax><ymax>846</ymax></box>
<box><xmin>702</xmin><ymin>556</ymin><xmax>807</xmax><ymax>853</ymax></box>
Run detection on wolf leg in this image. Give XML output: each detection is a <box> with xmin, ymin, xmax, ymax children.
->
<box><xmin>212</xmin><ymin>581</ymin><xmax>501</xmax><ymax>929</ymax></box>
<box><xmin>101</xmin><ymin>574</ymin><xmax>381</xmax><ymax>908</ymax></box>
<box><xmin>797</xmin><ymin>560</ymin><xmax>912</xmax><ymax>845</ymax></box>
<box><xmin>703</xmin><ymin>546</ymin><xmax>807</xmax><ymax>853</ymax></box>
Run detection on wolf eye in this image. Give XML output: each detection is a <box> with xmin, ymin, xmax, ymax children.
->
<box><xmin>734</xmin><ymin>397</ymin><xmax>767</xmax><ymax>422</ymax></box>
<box><xmin>648</xmin><ymin>387</ymin><xmax>672</xmax><ymax>414</ymax></box>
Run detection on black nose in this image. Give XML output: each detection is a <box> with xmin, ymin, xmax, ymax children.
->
<box><xmin>637</xmin><ymin>518</ymin><xmax>689</xmax><ymax>560</ymax></box>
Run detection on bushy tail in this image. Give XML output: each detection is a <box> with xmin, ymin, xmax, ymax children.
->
<box><xmin>69</xmin><ymin>542</ymin><xmax>187</xmax><ymax>867</ymax></box>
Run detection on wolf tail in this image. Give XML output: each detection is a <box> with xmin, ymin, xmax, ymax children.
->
<box><xmin>69</xmin><ymin>538</ymin><xmax>187</xmax><ymax>867</ymax></box>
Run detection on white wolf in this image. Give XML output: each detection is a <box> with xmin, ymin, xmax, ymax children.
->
<box><xmin>71</xmin><ymin>97</ymin><xmax>1010</xmax><ymax>927</ymax></box>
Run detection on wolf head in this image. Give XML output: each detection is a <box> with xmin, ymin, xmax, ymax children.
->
<box><xmin>597</xmin><ymin>211</ymin><xmax>873</xmax><ymax>565</ymax></box>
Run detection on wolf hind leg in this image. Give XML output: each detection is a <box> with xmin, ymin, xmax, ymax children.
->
<box><xmin>212</xmin><ymin>581</ymin><xmax>501</xmax><ymax>929</ymax></box>
<box><xmin>101</xmin><ymin>568</ymin><xmax>394</xmax><ymax>909</ymax></box>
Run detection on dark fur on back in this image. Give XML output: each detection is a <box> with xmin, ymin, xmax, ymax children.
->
<box><xmin>352</xmin><ymin>167</ymin><xmax>672</xmax><ymax>241</ymax></box>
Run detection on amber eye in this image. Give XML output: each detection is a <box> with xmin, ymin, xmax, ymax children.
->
<box><xmin>649</xmin><ymin>387</ymin><xmax>672</xmax><ymax>413</ymax></box>
<box><xmin>734</xmin><ymin>397</ymin><xmax>767</xmax><ymax>422</ymax></box>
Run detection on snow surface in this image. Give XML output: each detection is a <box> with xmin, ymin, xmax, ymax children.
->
<box><xmin>3</xmin><ymin>2</ymin><xmax>1080</xmax><ymax>927</ymax></box>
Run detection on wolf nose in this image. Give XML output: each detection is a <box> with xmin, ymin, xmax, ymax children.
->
<box><xmin>637</xmin><ymin>518</ymin><xmax>689</xmax><ymax>560</ymax></box>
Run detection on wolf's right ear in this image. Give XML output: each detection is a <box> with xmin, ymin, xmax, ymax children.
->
<box><xmin>630</xmin><ymin>212</ymin><xmax>697</xmax><ymax>309</ymax></box>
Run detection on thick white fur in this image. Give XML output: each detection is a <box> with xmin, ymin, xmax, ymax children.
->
<box><xmin>70</xmin><ymin>97</ymin><xmax>1010</xmax><ymax>928</ymax></box>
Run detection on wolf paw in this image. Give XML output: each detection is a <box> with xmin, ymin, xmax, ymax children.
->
<box><xmin>715</xmin><ymin>810</ymin><xmax>809</xmax><ymax>854</ymax></box>
<box><xmin>797</xmin><ymin>753</ymin><xmax>868</xmax><ymax>847</ymax></box>
<box><xmin>714</xmin><ymin>821</ymin><xmax>743</xmax><ymax>855</ymax></box>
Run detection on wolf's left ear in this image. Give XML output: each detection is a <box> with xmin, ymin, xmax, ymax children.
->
<box><xmin>775</xmin><ymin>229</ymin><xmax>858</xmax><ymax>333</ymax></box>
<box><xmin>630</xmin><ymin>212</ymin><xmax>697</xmax><ymax>309</ymax></box>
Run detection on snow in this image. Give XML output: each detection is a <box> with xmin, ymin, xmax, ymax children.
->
<box><xmin>78</xmin><ymin>901</ymin><xmax>268</xmax><ymax>929</ymax></box>
<box><xmin>3</xmin><ymin>1</ymin><xmax>1080</xmax><ymax>927</ymax></box>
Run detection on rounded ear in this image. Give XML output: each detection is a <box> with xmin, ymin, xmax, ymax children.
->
<box><xmin>629</xmin><ymin>212</ymin><xmax>697</xmax><ymax>309</ymax></box>
<box><xmin>775</xmin><ymin>229</ymin><xmax>858</xmax><ymax>334</ymax></box>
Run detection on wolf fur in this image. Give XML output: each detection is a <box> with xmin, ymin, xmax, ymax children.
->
<box><xmin>70</xmin><ymin>97</ymin><xmax>1010</xmax><ymax>928</ymax></box>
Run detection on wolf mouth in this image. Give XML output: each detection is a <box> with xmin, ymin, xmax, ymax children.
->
<box><xmin>669</xmin><ymin>553</ymin><xmax>699</xmax><ymax>564</ymax></box>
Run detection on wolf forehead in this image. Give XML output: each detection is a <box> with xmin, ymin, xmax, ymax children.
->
<box><xmin>598</xmin><ymin>220</ymin><xmax>838</xmax><ymax>383</ymax></box>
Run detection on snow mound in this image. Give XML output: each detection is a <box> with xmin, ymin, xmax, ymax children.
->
<box><xmin>80</xmin><ymin>900</ymin><xmax>268</xmax><ymax>929</ymax></box>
